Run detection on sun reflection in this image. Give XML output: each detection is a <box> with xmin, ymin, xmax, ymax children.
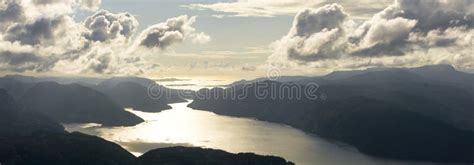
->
<box><xmin>64</xmin><ymin>101</ymin><xmax>437</xmax><ymax>165</ymax></box>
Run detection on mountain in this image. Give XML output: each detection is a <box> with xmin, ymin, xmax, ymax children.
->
<box><xmin>1</xmin><ymin>132</ymin><xmax>292</xmax><ymax>165</ymax></box>
<box><xmin>99</xmin><ymin>81</ymin><xmax>172</xmax><ymax>111</ymax></box>
<box><xmin>97</xmin><ymin>77</ymin><xmax>186</xmax><ymax>112</ymax></box>
<box><xmin>0</xmin><ymin>90</ymin><xmax>291</xmax><ymax>165</ymax></box>
<box><xmin>98</xmin><ymin>76</ymin><xmax>156</xmax><ymax>88</ymax></box>
<box><xmin>0</xmin><ymin>77</ymin><xmax>34</xmax><ymax>100</ymax></box>
<box><xmin>0</xmin><ymin>89</ymin><xmax>65</xmax><ymax>137</ymax></box>
<box><xmin>4</xmin><ymin>74</ymin><xmax>103</xmax><ymax>87</ymax></box>
<box><xmin>189</xmin><ymin>65</ymin><xmax>474</xmax><ymax>163</ymax></box>
<box><xmin>0</xmin><ymin>132</ymin><xmax>138</xmax><ymax>165</ymax></box>
<box><xmin>408</xmin><ymin>64</ymin><xmax>474</xmax><ymax>87</ymax></box>
<box><xmin>226</xmin><ymin>76</ymin><xmax>310</xmax><ymax>87</ymax></box>
<box><xmin>20</xmin><ymin>82</ymin><xmax>144</xmax><ymax>126</ymax></box>
<box><xmin>138</xmin><ymin>146</ymin><xmax>293</xmax><ymax>165</ymax></box>
<box><xmin>0</xmin><ymin>90</ymin><xmax>136</xmax><ymax>165</ymax></box>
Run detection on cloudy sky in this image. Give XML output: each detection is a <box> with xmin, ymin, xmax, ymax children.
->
<box><xmin>0</xmin><ymin>0</ymin><xmax>473</xmax><ymax>79</ymax></box>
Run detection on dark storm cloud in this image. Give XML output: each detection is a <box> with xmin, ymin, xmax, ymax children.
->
<box><xmin>83</xmin><ymin>10</ymin><xmax>138</xmax><ymax>42</ymax></box>
<box><xmin>0</xmin><ymin>1</ymin><xmax>25</xmax><ymax>25</ymax></box>
<box><xmin>0</xmin><ymin>51</ymin><xmax>42</xmax><ymax>65</ymax></box>
<box><xmin>0</xmin><ymin>51</ymin><xmax>57</xmax><ymax>72</ymax></box>
<box><xmin>3</xmin><ymin>16</ymin><xmax>68</xmax><ymax>45</ymax></box>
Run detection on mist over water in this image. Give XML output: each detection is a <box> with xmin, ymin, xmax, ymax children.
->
<box><xmin>65</xmin><ymin>101</ymin><xmax>441</xmax><ymax>165</ymax></box>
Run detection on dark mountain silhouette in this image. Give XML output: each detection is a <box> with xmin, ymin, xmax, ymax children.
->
<box><xmin>98</xmin><ymin>76</ymin><xmax>156</xmax><ymax>88</ymax></box>
<box><xmin>19</xmin><ymin>82</ymin><xmax>144</xmax><ymax>126</ymax></box>
<box><xmin>0</xmin><ymin>91</ymin><xmax>291</xmax><ymax>165</ymax></box>
<box><xmin>189</xmin><ymin>65</ymin><xmax>474</xmax><ymax>163</ymax></box>
<box><xmin>99</xmin><ymin>81</ymin><xmax>172</xmax><ymax>111</ymax></box>
<box><xmin>0</xmin><ymin>78</ymin><xmax>34</xmax><ymax>100</ymax></box>
<box><xmin>4</xmin><ymin>74</ymin><xmax>102</xmax><ymax>88</ymax></box>
<box><xmin>97</xmin><ymin>77</ymin><xmax>187</xmax><ymax>112</ymax></box>
<box><xmin>0</xmin><ymin>132</ymin><xmax>138</xmax><ymax>165</ymax></box>
<box><xmin>0</xmin><ymin>89</ymin><xmax>65</xmax><ymax>137</ymax></box>
<box><xmin>138</xmin><ymin>146</ymin><xmax>293</xmax><ymax>165</ymax></box>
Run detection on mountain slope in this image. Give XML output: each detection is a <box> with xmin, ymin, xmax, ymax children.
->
<box><xmin>189</xmin><ymin>66</ymin><xmax>474</xmax><ymax>163</ymax></box>
<box><xmin>0</xmin><ymin>90</ymin><xmax>291</xmax><ymax>165</ymax></box>
<box><xmin>97</xmin><ymin>77</ymin><xmax>186</xmax><ymax>112</ymax></box>
<box><xmin>20</xmin><ymin>82</ymin><xmax>144</xmax><ymax>126</ymax></box>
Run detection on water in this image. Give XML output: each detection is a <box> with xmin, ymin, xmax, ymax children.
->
<box><xmin>65</xmin><ymin>101</ymin><xmax>441</xmax><ymax>165</ymax></box>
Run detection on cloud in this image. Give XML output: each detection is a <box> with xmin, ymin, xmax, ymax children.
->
<box><xmin>350</xmin><ymin>17</ymin><xmax>417</xmax><ymax>57</ymax></box>
<box><xmin>0</xmin><ymin>50</ymin><xmax>57</xmax><ymax>72</ymax></box>
<box><xmin>86</xmin><ymin>51</ymin><xmax>111</xmax><ymax>74</ymax></box>
<box><xmin>269</xmin><ymin>0</ymin><xmax>474</xmax><ymax>70</ymax></box>
<box><xmin>241</xmin><ymin>64</ymin><xmax>256</xmax><ymax>71</ymax></box>
<box><xmin>190</xmin><ymin>32</ymin><xmax>211</xmax><ymax>44</ymax></box>
<box><xmin>0</xmin><ymin>1</ymin><xmax>25</xmax><ymax>29</ymax></box>
<box><xmin>184</xmin><ymin>0</ymin><xmax>392</xmax><ymax>18</ymax></box>
<box><xmin>80</xmin><ymin>0</ymin><xmax>101</xmax><ymax>11</ymax></box>
<box><xmin>83</xmin><ymin>10</ymin><xmax>138</xmax><ymax>42</ymax></box>
<box><xmin>348</xmin><ymin>0</ymin><xmax>474</xmax><ymax>56</ymax></box>
<box><xmin>135</xmin><ymin>15</ymin><xmax>210</xmax><ymax>49</ymax></box>
<box><xmin>269</xmin><ymin>4</ymin><xmax>348</xmax><ymax>63</ymax></box>
<box><xmin>31</xmin><ymin>0</ymin><xmax>67</xmax><ymax>5</ymax></box>
<box><xmin>3</xmin><ymin>15</ymin><xmax>73</xmax><ymax>46</ymax></box>
<box><xmin>0</xmin><ymin>1</ymin><xmax>209</xmax><ymax>75</ymax></box>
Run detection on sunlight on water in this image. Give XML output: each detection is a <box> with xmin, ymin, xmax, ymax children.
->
<box><xmin>65</xmin><ymin>101</ymin><xmax>438</xmax><ymax>165</ymax></box>
<box><xmin>156</xmin><ymin>78</ymin><xmax>232</xmax><ymax>90</ymax></box>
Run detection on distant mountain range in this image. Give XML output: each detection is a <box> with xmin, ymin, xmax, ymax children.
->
<box><xmin>0</xmin><ymin>75</ymin><xmax>189</xmax><ymax>126</ymax></box>
<box><xmin>189</xmin><ymin>64</ymin><xmax>474</xmax><ymax>163</ymax></box>
<box><xmin>0</xmin><ymin>64</ymin><xmax>473</xmax><ymax>163</ymax></box>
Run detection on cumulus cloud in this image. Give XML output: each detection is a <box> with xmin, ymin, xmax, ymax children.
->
<box><xmin>83</xmin><ymin>10</ymin><xmax>138</xmax><ymax>42</ymax></box>
<box><xmin>269</xmin><ymin>0</ymin><xmax>474</xmax><ymax>70</ymax></box>
<box><xmin>0</xmin><ymin>1</ymin><xmax>209</xmax><ymax>75</ymax></box>
<box><xmin>269</xmin><ymin>4</ymin><xmax>348</xmax><ymax>63</ymax></box>
<box><xmin>350</xmin><ymin>17</ymin><xmax>417</xmax><ymax>56</ymax></box>
<box><xmin>135</xmin><ymin>15</ymin><xmax>210</xmax><ymax>49</ymax></box>
<box><xmin>3</xmin><ymin>15</ymin><xmax>73</xmax><ymax>46</ymax></box>
<box><xmin>348</xmin><ymin>0</ymin><xmax>474</xmax><ymax>57</ymax></box>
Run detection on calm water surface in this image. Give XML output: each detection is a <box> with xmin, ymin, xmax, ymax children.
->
<box><xmin>65</xmin><ymin>101</ymin><xmax>443</xmax><ymax>165</ymax></box>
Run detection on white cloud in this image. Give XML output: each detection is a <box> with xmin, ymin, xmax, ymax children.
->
<box><xmin>269</xmin><ymin>4</ymin><xmax>349</xmax><ymax>64</ymax></box>
<box><xmin>83</xmin><ymin>10</ymin><xmax>139</xmax><ymax>42</ymax></box>
<box><xmin>0</xmin><ymin>1</ymin><xmax>209</xmax><ymax>75</ymax></box>
<box><xmin>269</xmin><ymin>0</ymin><xmax>474</xmax><ymax>71</ymax></box>
<box><xmin>80</xmin><ymin>0</ymin><xmax>101</xmax><ymax>11</ymax></box>
<box><xmin>135</xmin><ymin>15</ymin><xmax>210</xmax><ymax>49</ymax></box>
<box><xmin>185</xmin><ymin>0</ymin><xmax>392</xmax><ymax>18</ymax></box>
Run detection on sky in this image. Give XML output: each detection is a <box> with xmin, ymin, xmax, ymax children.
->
<box><xmin>0</xmin><ymin>0</ymin><xmax>473</xmax><ymax>80</ymax></box>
